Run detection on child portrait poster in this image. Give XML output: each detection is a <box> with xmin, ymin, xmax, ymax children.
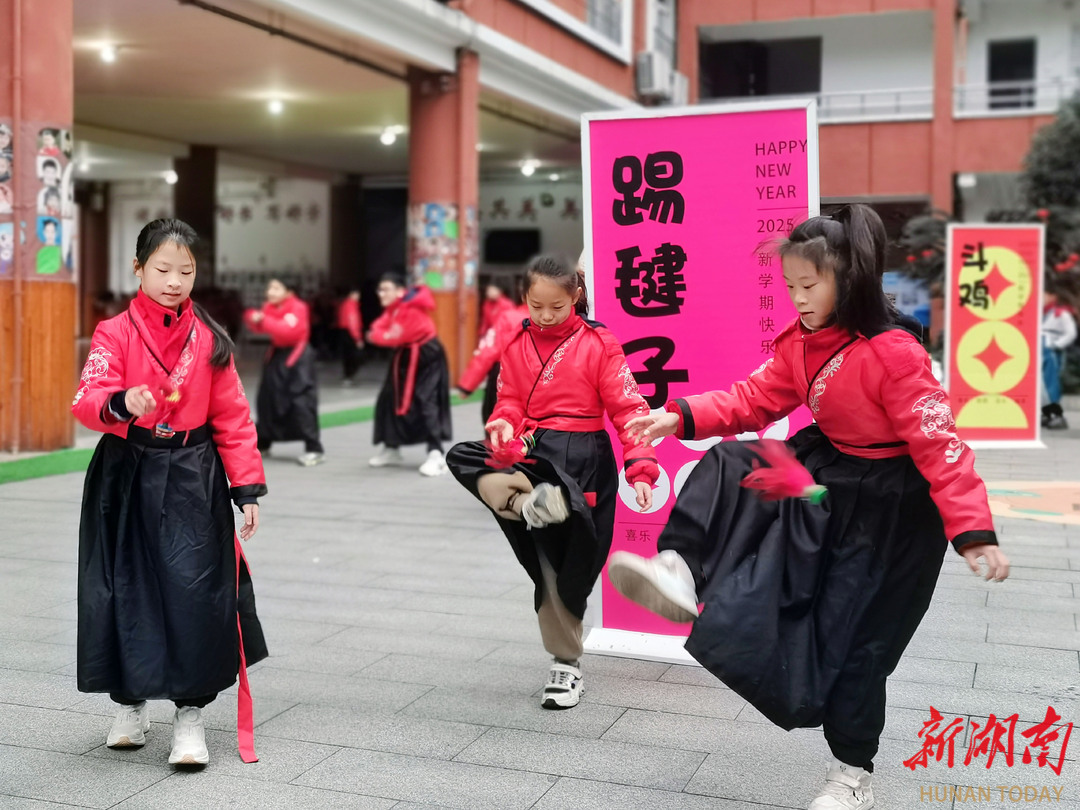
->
<box><xmin>944</xmin><ymin>224</ymin><xmax>1044</xmax><ymax>446</ymax></box>
<box><xmin>581</xmin><ymin>100</ymin><xmax>819</xmax><ymax>659</ymax></box>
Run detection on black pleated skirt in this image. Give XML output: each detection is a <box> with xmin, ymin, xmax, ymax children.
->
<box><xmin>374</xmin><ymin>338</ymin><xmax>452</xmax><ymax>448</ymax></box>
<box><xmin>447</xmin><ymin>428</ymin><xmax>618</xmax><ymax>619</ymax></box>
<box><xmin>256</xmin><ymin>345</ymin><xmax>320</xmax><ymax>447</ymax></box>
<box><xmin>77</xmin><ymin>432</ymin><xmax>268</xmax><ymax>700</ymax></box>
<box><xmin>661</xmin><ymin>426</ymin><xmax>947</xmax><ymax>730</ymax></box>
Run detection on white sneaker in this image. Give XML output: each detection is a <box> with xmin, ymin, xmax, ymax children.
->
<box><xmin>520</xmin><ymin>483</ymin><xmax>570</xmax><ymax>529</ymax></box>
<box><xmin>106</xmin><ymin>702</ymin><xmax>149</xmax><ymax>748</ymax></box>
<box><xmin>168</xmin><ymin>706</ymin><xmax>209</xmax><ymax>766</ymax></box>
<box><xmin>608</xmin><ymin>549</ymin><xmax>700</xmax><ymax>623</ymax></box>
<box><xmin>297</xmin><ymin>451</ymin><xmax>326</xmax><ymax>467</ymax></box>
<box><xmin>418</xmin><ymin>449</ymin><xmax>448</xmax><ymax>477</ymax></box>
<box><xmin>808</xmin><ymin>761</ymin><xmax>875</xmax><ymax>809</ymax></box>
<box><xmin>369</xmin><ymin>446</ymin><xmax>404</xmax><ymax>467</ymax></box>
<box><xmin>541</xmin><ymin>662</ymin><xmax>583</xmax><ymax>709</ymax></box>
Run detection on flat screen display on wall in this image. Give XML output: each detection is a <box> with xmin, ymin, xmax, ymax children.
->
<box><xmin>483</xmin><ymin>229</ymin><xmax>541</xmax><ymax>264</ymax></box>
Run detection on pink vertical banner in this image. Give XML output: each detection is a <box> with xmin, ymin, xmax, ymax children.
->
<box><xmin>582</xmin><ymin>101</ymin><xmax>820</xmax><ymax>660</ymax></box>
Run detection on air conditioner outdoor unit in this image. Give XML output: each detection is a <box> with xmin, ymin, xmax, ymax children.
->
<box><xmin>669</xmin><ymin>71</ymin><xmax>689</xmax><ymax>106</ymax></box>
<box><xmin>636</xmin><ymin>50</ymin><xmax>673</xmax><ymax>100</ymax></box>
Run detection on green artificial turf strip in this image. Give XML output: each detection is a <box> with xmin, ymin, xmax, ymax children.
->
<box><xmin>0</xmin><ymin>390</ymin><xmax>485</xmax><ymax>485</ymax></box>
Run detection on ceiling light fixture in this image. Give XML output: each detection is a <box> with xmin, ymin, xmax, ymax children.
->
<box><xmin>548</xmin><ymin>173</ymin><xmax>560</xmax><ymax>182</ymax></box>
<box><xmin>521</xmin><ymin>160</ymin><xmax>539</xmax><ymax>177</ymax></box>
<box><xmin>380</xmin><ymin>128</ymin><xmax>397</xmax><ymax>146</ymax></box>
<box><xmin>164</xmin><ymin>170</ymin><xmax>179</xmax><ymax>185</ymax></box>
<box><xmin>100</xmin><ymin>45</ymin><xmax>117</xmax><ymax>63</ymax></box>
<box><xmin>79</xmin><ymin>161</ymin><xmax>90</xmax><ymax>173</ymax></box>
<box><xmin>268</xmin><ymin>99</ymin><xmax>285</xmax><ymax>115</ymax></box>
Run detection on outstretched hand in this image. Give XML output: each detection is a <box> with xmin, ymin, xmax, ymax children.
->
<box><xmin>239</xmin><ymin>504</ymin><xmax>259</xmax><ymax>541</ymax></box>
<box><xmin>960</xmin><ymin>542</ymin><xmax>1009</xmax><ymax>582</ymax></box>
<box><xmin>625</xmin><ymin>411</ymin><xmax>680</xmax><ymax>446</ymax></box>
<box><xmin>124</xmin><ymin>385</ymin><xmax>157</xmax><ymax>417</ymax></box>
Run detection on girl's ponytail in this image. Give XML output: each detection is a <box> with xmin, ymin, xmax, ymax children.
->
<box><xmin>190</xmin><ymin>300</ymin><xmax>235</xmax><ymax>368</ymax></box>
<box><xmin>833</xmin><ymin>204</ymin><xmax>892</xmax><ymax>335</ymax></box>
<box><xmin>574</xmin><ymin>267</ymin><xmax>590</xmax><ymax>316</ymax></box>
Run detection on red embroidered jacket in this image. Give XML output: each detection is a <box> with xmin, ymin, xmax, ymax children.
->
<box><xmin>368</xmin><ymin>286</ymin><xmax>438</xmax><ymax>348</ymax></box>
<box><xmin>336</xmin><ymin>297</ymin><xmax>363</xmax><ymax>342</ymax></box>
<box><xmin>479</xmin><ymin>294</ymin><xmax>515</xmax><ymax>337</ymax></box>
<box><xmin>243</xmin><ymin>294</ymin><xmax>311</xmax><ymax>367</ymax></box>
<box><xmin>73</xmin><ymin>291</ymin><xmax>266</xmax><ymax>502</ymax></box>
<box><xmin>666</xmin><ymin>318</ymin><xmax>995</xmax><ymax>550</ymax></box>
<box><xmin>458</xmin><ymin>304</ymin><xmax>530</xmax><ymax>394</ymax></box>
<box><xmin>490</xmin><ymin>313</ymin><xmax>659</xmax><ymax>487</ymax></box>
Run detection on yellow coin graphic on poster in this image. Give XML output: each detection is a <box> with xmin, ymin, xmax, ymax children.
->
<box><xmin>957</xmin><ymin>246</ymin><xmax>1032</xmax><ymax>321</ymax></box>
<box><xmin>957</xmin><ymin>395</ymin><xmax>1028</xmax><ymax>428</ymax></box>
<box><xmin>955</xmin><ymin>320</ymin><xmax>1030</xmax><ymax>393</ymax></box>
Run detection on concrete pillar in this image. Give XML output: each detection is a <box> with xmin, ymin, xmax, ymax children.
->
<box><xmin>406</xmin><ymin>49</ymin><xmax>480</xmax><ymax>381</ymax></box>
<box><xmin>0</xmin><ymin>0</ymin><xmax>77</xmax><ymax>451</ymax></box>
<box><xmin>173</xmin><ymin>145</ymin><xmax>218</xmax><ymax>286</ymax></box>
<box><xmin>930</xmin><ymin>0</ymin><xmax>957</xmax><ymax>212</ymax></box>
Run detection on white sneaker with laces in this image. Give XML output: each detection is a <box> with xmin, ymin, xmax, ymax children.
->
<box><xmin>369</xmin><ymin>446</ymin><xmax>405</xmax><ymax>467</ymax></box>
<box><xmin>168</xmin><ymin>706</ymin><xmax>209</xmax><ymax>766</ymax></box>
<box><xmin>607</xmin><ymin>549</ymin><xmax>700</xmax><ymax>623</ymax></box>
<box><xmin>106</xmin><ymin>702</ymin><xmax>150</xmax><ymax>748</ymax></box>
<box><xmin>297</xmin><ymin>451</ymin><xmax>326</xmax><ymax>467</ymax></box>
<box><xmin>541</xmin><ymin>661</ymin><xmax>583</xmax><ymax>709</ymax></box>
<box><xmin>519</xmin><ymin>483</ymin><xmax>570</xmax><ymax>529</ymax></box>
<box><xmin>808</xmin><ymin>761</ymin><xmax>874</xmax><ymax>810</ymax></box>
<box><xmin>418</xmin><ymin>449</ymin><xmax>449</xmax><ymax>477</ymax></box>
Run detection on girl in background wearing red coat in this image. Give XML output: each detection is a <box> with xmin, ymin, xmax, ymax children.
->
<box><xmin>336</xmin><ymin>288</ymin><xmax>365</xmax><ymax>386</ymax></box>
<box><xmin>478</xmin><ymin>281</ymin><xmax>515</xmax><ymax>340</ymax></box>
<box><xmin>458</xmin><ymin>288</ymin><xmax>529</xmax><ymax>425</ymax></box>
<box><xmin>608</xmin><ymin>205</ymin><xmax>1010</xmax><ymax>810</ymax></box>
<box><xmin>244</xmin><ymin>279</ymin><xmax>324</xmax><ymax>467</ymax></box>
<box><xmin>446</xmin><ymin>255</ymin><xmax>659</xmax><ymax>709</ymax></box>
<box><xmin>367</xmin><ymin>274</ymin><xmax>453</xmax><ymax>476</ymax></box>
<box><xmin>73</xmin><ymin>219</ymin><xmax>267</xmax><ymax>767</ymax></box>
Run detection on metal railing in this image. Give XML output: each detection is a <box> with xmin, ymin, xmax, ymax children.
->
<box><xmin>702</xmin><ymin>87</ymin><xmax>934</xmax><ymax>123</ymax></box>
<box><xmin>954</xmin><ymin>78</ymin><xmax>1080</xmax><ymax>116</ymax></box>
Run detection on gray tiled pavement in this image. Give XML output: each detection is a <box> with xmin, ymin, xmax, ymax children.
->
<box><xmin>1</xmin><ymin>397</ymin><xmax>1079</xmax><ymax>808</ymax></box>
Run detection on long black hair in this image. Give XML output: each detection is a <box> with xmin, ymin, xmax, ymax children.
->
<box><xmin>134</xmin><ymin>218</ymin><xmax>234</xmax><ymax>367</ymax></box>
<box><xmin>778</xmin><ymin>204</ymin><xmax>896</xmax><ymax>337</ymax></box>
<box><xmin>525</xmin><ymin>254</ymin><xmax>589</xmax><ymax>315</ymax></box>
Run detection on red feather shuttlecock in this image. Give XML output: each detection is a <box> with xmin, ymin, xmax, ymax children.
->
<box><xmin>485</xmin><ymin>431</ymin><xmax>537</xmax><ymax>469</ymax></box>
<box><xmin>740</xmin><ymin>440</ymin><xmax>827</xmax><ymax>503</ymax></box>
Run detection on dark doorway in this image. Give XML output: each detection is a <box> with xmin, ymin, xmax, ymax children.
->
<box><xmin>700</xmin><ymin>37</ymin><xmax>821</xmax><ymax>100</ymax></box>
<box><xmin>988</xmin><ymin>39</ymin><xmax>1036</xmax><ymax>109</ymax></box>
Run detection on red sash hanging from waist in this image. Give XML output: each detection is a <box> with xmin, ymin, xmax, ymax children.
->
<box><xmin>234</xmin><ymin>536</ymin><xmax>258</xmax><ymax>763</ymax></box>
<box><xmin>392</xmin><ymin>341</ymin><xmax>425</xmax><ymax>417</ymax></box>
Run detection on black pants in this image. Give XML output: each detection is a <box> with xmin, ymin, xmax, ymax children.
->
<box><xmin>339</xmin><ymin>330</ymin><xmax>364</xmax><ymax>379</ymax></box>
<box><xmin>660</xmin><ymin>434</ymin><xmax>947</xmax><ymax>772</ymax></box>
<box><xmin>112</xmin><ymin>692</ymin><xmax>216</xmax><ymax>709</ymax></box>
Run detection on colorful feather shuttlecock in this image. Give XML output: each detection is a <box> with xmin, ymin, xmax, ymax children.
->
<box><xmin>740</xmin><ymin>440</ymin><xmax>827</xmax><ymax>504</ymax></box>
<box><xmin>485</xmin><ymin>431</ymin><xmax>537</xmax><ymax>469</ymax></box>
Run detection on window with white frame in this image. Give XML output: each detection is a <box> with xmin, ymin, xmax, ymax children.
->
<box><xmin>587</xmin><ymin>0</ymin><xmax>624</xmax><ymax>45</ymax></box>
<box><xmin>652</xmin><ymin>0</ymin><xmax>676</xmax><ymax>67</ymax></box>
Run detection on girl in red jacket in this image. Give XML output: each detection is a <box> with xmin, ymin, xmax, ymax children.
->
<box><xmin>446</xmin><ymin>255</ymin><xmax>659</xmax><ymax>709</ymax></box>
<box><xmin>73</xmin><ymin>219</ymin><xmax>267</xmax><ymax>767</ymax></box>
<box><xmin>367</xmin><ymin>274</ymin><xmax>453</xmax><ymax>476</ymax></box>
<box><xmin>458</xmin><ymin>291</ymin><xmax>529</xmax><ymax>425</ymax></box>
<box><xmin>478</xmin><ymin>282</ymin><xmax>515</xmax><ymax>340</ymax></box>
<box><xmin>608</xmin><ymin>205</ymin><xmax>1010</xmax><ymax>810</ymax></box>
<box><xmin>336</xmin><ymin>289</ymin><xmax>365</xmax><ymax>386</ymax></box>
<box><xmin>244</xmin><ymin>280</ymin><xmax>324</xmax><ymax>466</ymax></box>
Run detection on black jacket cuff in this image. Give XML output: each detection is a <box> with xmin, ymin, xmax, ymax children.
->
<box><xmin>231</xmin><ymin>483</ymin><xmax>267</xmax><ymax>509</ymax></box>
<box><xmin>951</xmin><ymin>529</ymin><xmax>998</xmax><ymax>555</ymax></box>
<box><xmin>671</xmin><ymin>398</ymin><xmax>694</xmax><ymax>441</ymax></box>
<box><xmin>107</xmin><ymin>390</ymin><xmax>133</xmax><ymax>421</ymax></box>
